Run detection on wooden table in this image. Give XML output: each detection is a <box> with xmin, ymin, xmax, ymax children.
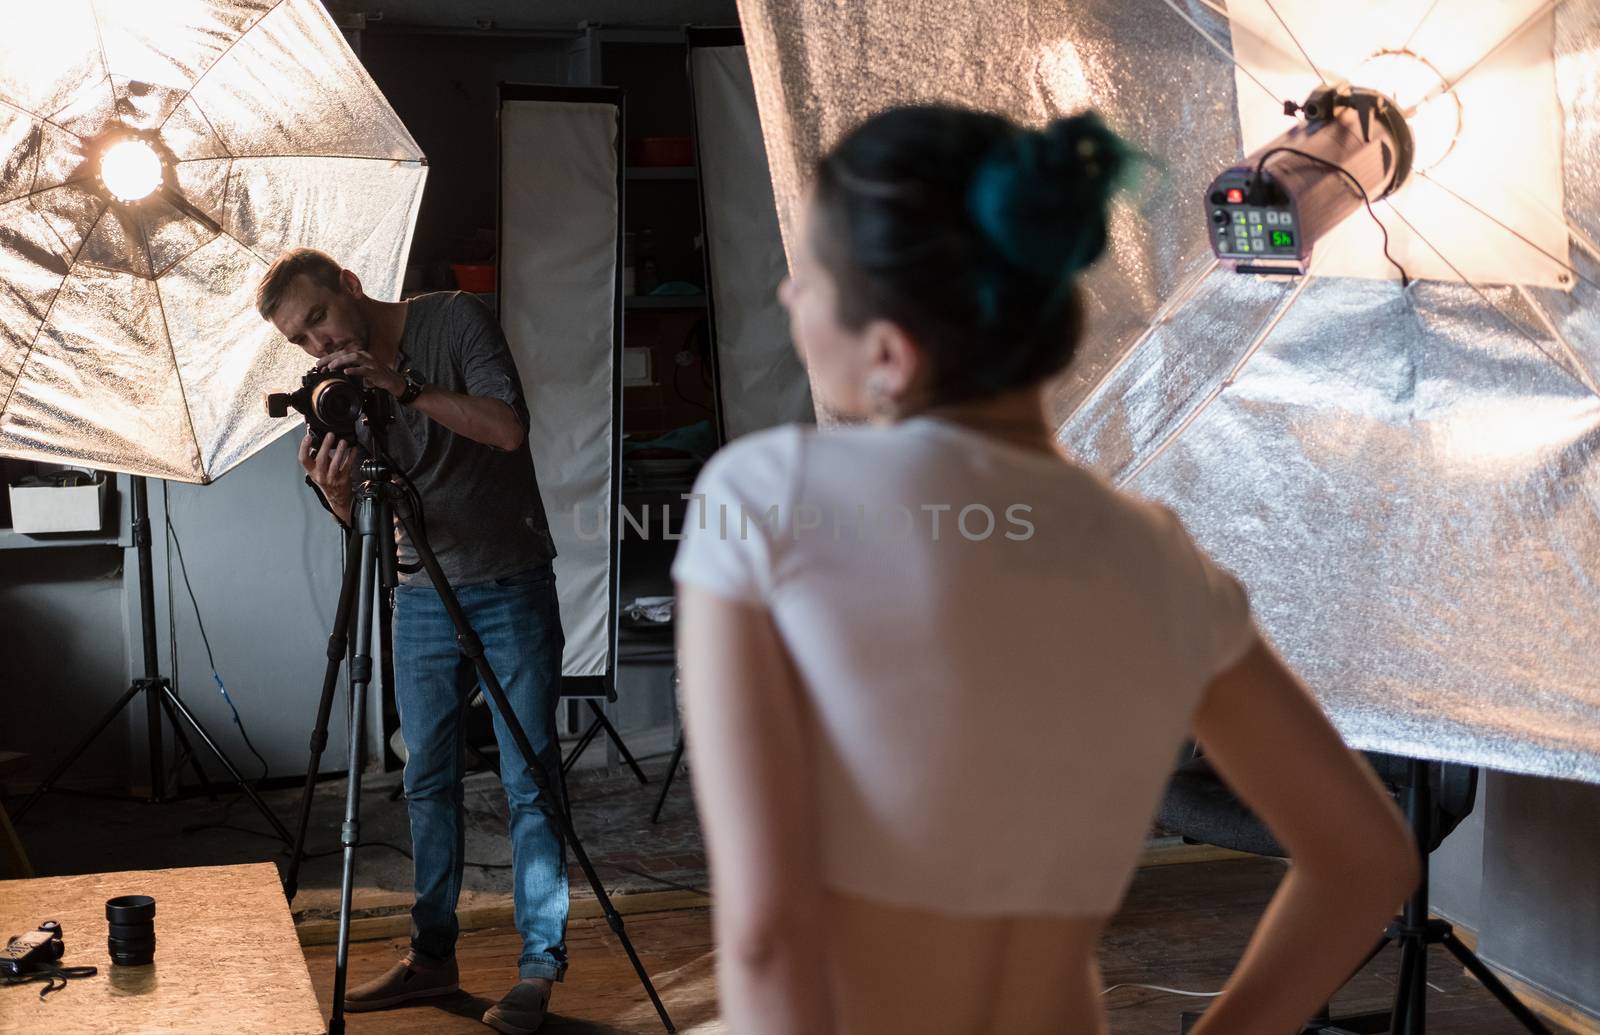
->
<box><xmin>0</xmin><ymin>862</ymin><xmax>323</xmax><ymax>1034</ymax></box>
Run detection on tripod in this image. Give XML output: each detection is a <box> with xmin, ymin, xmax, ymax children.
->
<box><xmin>1179</xmin><ymin>758</ymin><xmax>1553</xmax><ymax>1035</ymax></box>
<box><xmin>1382</xmin><ymin>757</ymin><xmax>1552</xmax><ymax>1034</ymax></box>
<box><xmin>285</xmin><ymin>455</ymin><xmax>675</xmax><ymax>1035</ymax></box>
<box><xmin>14</xmin><ymin>476</ymin><xmax>291</xmax><ymax>844</ymax></box>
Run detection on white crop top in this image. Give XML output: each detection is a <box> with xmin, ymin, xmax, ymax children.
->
<box><xmin>671</xmin><ymin>417</ymin><xmax>1256</xmax><ymax>917</ymax></box>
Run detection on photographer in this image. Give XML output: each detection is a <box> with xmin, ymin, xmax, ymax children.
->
<box><xmin>257</xmin><ymin>249</ymin><xmax>565</xmax><ymax>1035</ymax></box>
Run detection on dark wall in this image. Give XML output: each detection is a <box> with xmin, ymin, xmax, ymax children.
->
<box><xmin>0</xmin><ymin>546</ymin><xmax>129</xmax><ymax>784</ymax></box>
<box><xmin>358</xmin><ymin>32</ymin><xmax>572</xmax><ymax>288</ymax></box>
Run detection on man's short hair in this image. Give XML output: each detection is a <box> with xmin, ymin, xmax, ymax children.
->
<box><xmin>256</xmin><ymin>248</ymin><xmax>343</xmax><ymax>321</ymax></box>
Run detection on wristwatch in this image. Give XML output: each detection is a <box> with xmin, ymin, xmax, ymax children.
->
<box><xmin>397</xmin><ymin>366</ymin><xmax>427</xmax><ymax>406</ymax></box>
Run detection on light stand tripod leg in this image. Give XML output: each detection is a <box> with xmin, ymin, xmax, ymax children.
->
<box><xmin>284</xmin><ymin>529</ymin><xmax>362</xmax><ymax>902</ymax></box>
<box><xmin>1393</xmin><ymin>762</ymin><xmax>1432</xmax><ymax>1034</ymax></box>
<box><xmin>158</xmin><ymin>692</ymin><xmax>219</xmax><ymax>799</ymax></box>
<box><xmin>159</xmin><ymin>686</ymin><xmax>294</xmax><ymax>844</ymax></box>
<box><xmin>329</xmin><ymin>512</ymin><xmax>382</xmax><ymax>1035</ymax></box>
<box><xmin>13</xmin><ymin>680</ymin><xmax>145</xmax><ymax>821</ymax></box>
<box><xmin>651</xmin><ymin>735</ymin><xmax>685</xmax><ymax>825</ymax></box>
<box><xmin>1440</xmin><ymin>933</ymin><xmax>1552</xmax><ymax>1034</ymax></box>
<box><xmin>587</xmin><ymin>700</ymin><xmax>649</xmax><ymax>784</ymax></box>
<box><xmin>1391</xmin><ymin>935</ymin><xmax>1417</xmax><ymax>1032</ymax></box>
<box><xmin>390</xmin><ymin>498</ymin><xmax>676</xmax><ymax>1034</ymax></box>
<box><xmin>561</xmin><ymin>713</ymin><xmax>605</xmax><ymax>774</ymax></box>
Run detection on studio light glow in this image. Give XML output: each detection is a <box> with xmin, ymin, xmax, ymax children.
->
<box><xmin>1224</xmin><ymin>0</ymin><xmax>1569</xmax><ymax>286</ymax></box>
<box><xmin>1355</xmin><ymin>50</ymin><xmax>1462</xmax><ymax>172</ymax></box>
<box><xmin>99</xmin><ymin>140</ymin><xmax>163</xmax><ymax>202</ymax></box>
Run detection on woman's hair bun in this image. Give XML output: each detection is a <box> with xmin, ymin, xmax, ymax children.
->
<box><xmin>966</xmin><ymin>111</ymin><xmax>1131</xmax><ymax>280</ymax></box>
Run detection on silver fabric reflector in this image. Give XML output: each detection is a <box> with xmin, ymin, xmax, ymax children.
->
<box><xmin>737</xmin><ymin>0</ymin><xmax>1600</xmax><ymax>783</ymax></box>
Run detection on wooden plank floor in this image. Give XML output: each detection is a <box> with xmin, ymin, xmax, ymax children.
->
<box><xmin>304</xmin><ymin>857</ymin><xmax>1584</xmax><ymax>1034</ymax></box>
<box><xmin>307</xmin><ymin>910</ymin><xmax>722</xmax><ymax>1034</ymax></box>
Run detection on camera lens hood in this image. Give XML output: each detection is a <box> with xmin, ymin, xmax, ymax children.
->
<box><xmin>105</xmin><ymin>895</ymin><xmax>156</xmax><ymax>924</ymax></box>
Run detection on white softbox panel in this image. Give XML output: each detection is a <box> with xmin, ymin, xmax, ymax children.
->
<box><xmin>689</xmin><ymin>36</ymin><xmax>815</xmax><ymax>438</ymax></box>
<box><xmin>499</xmin><ymin>90</ymin><xmax>622</xmax><ymax>683</ymax></box>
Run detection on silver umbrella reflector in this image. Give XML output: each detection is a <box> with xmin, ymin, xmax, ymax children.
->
<box><xmin>0</xmin><ymin>0</ymin><xmax>426</xmax><ymax>483</ymax></box>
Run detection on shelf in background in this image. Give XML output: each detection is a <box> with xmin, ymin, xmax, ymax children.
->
<box><xmin>0</xmin><ymin>527</ymin><xmax>126</xmax><ymax>551</ymax></box>
<box><xmin>625</xmin><ymin>294</ymin><xmax>707</xmax><ymax>310</ymax></box>
<box><xmin>626</xmin><ymin>166</ymin><xmax>697</xmax><ymax>181</ymax></box>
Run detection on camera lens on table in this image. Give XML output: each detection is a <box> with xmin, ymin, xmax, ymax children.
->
<box><xmin>104</xmin><ymin>895</ymin><xmax>156</xmax><ymax>966</ymax></box>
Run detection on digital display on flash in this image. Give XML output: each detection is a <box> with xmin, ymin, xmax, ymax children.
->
<box><xmin>1271</xmin><ymin>229</ymin><xmax>1295</xmax><ymax>248</ymax></box>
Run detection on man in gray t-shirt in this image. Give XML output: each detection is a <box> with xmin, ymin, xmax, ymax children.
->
<box><xmin>257</xmin><ymin>248</ymin><xmax>567</xmax><ymax>1033</ymax></box>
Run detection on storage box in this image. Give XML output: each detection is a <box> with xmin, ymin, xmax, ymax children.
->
<box><xmin>622</xmin><ymin>347</ymin><xmax>654</xmax><ymax>387</ymax></box>
<box><xmin>8</xmin><ymin>478</ymin><xmax>107</xmax><ymax>534</ymax></box>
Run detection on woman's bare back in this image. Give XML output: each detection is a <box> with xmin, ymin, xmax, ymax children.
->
<box><xmin>824</xmin><ymin>888</ymin><xmax>1111</xmax><ymax>1034</ymax></box>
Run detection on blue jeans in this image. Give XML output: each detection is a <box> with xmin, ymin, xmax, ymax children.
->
<box><xmin>393</xmin><ymin>563</ymin><xmax>569</xmax><ymax>981</ymax></box>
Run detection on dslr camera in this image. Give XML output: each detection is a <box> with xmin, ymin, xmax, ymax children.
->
<box><xmin>266</xmin><ymin>367</ymin><xmax>372</xmax><ymax>448</ymax></box>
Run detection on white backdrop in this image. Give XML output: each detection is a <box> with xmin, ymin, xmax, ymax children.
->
<box><xmin>499</xmin><ymin>97</ymin><xmax>620</xmax><ymax>680</ymax></box>
<box><xmin>690</xmin><ymin>43</ymin><xmax>815</xmax><ymax>437</ymax></box>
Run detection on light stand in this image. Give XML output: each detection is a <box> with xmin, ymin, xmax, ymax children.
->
<box><xmin>13</xmin><ymin>475</ymin><xmax>291</xmax><ymax>846</ymax></box>
<box><xmin>301</xmin><ymin>453</ymin><xmax>675</xmax><ymax>1035</ymax></box>
<box><xmin>1179</xmin><ymin>758</ymin><xmax>1554</xmax><ymax>1034</ymax></box>
<box><xmin>1384</xmin><ymin>758</ymin><xmax>1553</xmax><ymax>1034</ymax></box>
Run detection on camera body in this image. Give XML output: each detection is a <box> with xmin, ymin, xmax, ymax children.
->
<box><xmin>2</xmin><ymin>921</ymin><xmax>64</xmax><ymax>975</ymax></box>
<box><xmin>266</xmin><ymin>367</ymin><xmax>371</xmax><ymax>447</ymax></box>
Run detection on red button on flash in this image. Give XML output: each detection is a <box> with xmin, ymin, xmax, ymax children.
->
<box><xmin>1225</xmin><ymin>188</ymin><xmax>1245</xmax><ymax>204</ymax></box>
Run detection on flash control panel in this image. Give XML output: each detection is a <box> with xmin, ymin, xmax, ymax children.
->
<box><xmin>1209</xmin><ymin>187</ymin><xmax>1297</xmax><ymax>259</ymax></box>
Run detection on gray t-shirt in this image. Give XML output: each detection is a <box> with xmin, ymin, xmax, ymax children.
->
<box><xmin>357</xmin><ymin>291</ymin><xmax>556</xmax><ymax>587</ymax></box>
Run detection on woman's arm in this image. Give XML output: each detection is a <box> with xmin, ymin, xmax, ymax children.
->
<box><xmin>677</xmin><ymin>583</ymin><xmax>835</xmax><ymax>1035</ymax></box>
<box><xmin>1188</xmin><ymin>638</ymin><xmax>1421</xmax><ymax>1035</ymax></box>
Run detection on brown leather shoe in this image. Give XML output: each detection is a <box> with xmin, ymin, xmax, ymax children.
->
<box><xmin>343</xmin><ymin>951</ymin><xmax>460</xmax><ymax>1012</ymax></box>
<box><xmin>482</xmin><ymin>978</ymin><xmax>553</xmax><ymax>1034</ymax></box>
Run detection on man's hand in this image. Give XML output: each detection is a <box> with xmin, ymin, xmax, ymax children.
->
<box><xmin>317</xmin><ymin>349</ymin><xmax>404</xmax><ymax>398</ymax></box>
<box><xmin>299</xmin><ymin>430</ymin><xmax>356</xmax><ymax>525</ymax></box>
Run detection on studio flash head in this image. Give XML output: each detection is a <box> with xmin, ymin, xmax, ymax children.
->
<box><xmin>1206</xmin><ymin>82</ymin><xmax>1414</xmax><ymax>276</ymax></box>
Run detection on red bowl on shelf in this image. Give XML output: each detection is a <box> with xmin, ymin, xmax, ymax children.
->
<box><xmin>451</xmin><ymin>264</ymin><xmax>496</xmax><ymax>293</ymax></box>
<box><xmin>629</xmin><ymin>136</ymin><xmax>694</xmax><ymax>167</ymax></box>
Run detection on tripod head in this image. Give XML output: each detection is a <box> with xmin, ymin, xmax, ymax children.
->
<box><xmin>356</xmin><ymin>456</ymin><xmax>393</xmax><ymax>486</ymax></box>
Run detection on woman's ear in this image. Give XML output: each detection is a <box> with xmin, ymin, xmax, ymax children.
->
<box><xmin>865</xmin><ymin>317</ymin><xmax>925</xmax><ymax>400</ymax></box>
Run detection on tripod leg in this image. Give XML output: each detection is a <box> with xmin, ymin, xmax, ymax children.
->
<box><xmin>330</xmin><ymin>514</ymin><xmax>382</xmax><ymax>1035</ymax></box>
<box><xmin>159</xmin><ymin>693</ymin><xmax>219</xmax><ymax>800</ymax></box>
<box><xmin>1440</xmin><ymin>934</ymin><xmax>1553</xmax><ymax>1034</ymax></box>
<box><xmin>651</xmin><ymin>735</ymin><xmax>686</xmax><ymax>825</ymax></box>
<box><xmin>285</xmin><ymin>530</ymin><xmax>362</xmax><ymax>901</ymax></box>
<box><xmin>391</xmin><ymin>500</ymin><xmax>676</xmax><ymax>1034</ymax></box>
<box><xmin>13</xmin><ymin>681</ymin><xmax>145</xmax><ymax>822</ymax></box>
<box><xmin>160</xmin><ymin>688</ymin><xmax>293</xmax><ymax>845</ymax></box>
<box><xmin>562</xmin><ymin>714</ymin><xmax>604</xmax><ymax>775</ymax></box>
<box><xmin>588</xmin><ymin>701</ymin><xmax>649</xmax><ymax>784</ymax></box>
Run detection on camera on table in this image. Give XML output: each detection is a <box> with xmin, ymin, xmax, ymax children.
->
<box><xmin>266</xmin><ymin>367</ymin><xmax>373</xmax><ymax>448</ymax></box>
<box><xmin>2</xmin><ymin>921</ymin><xmax>64</xmax><ymax>976</ymax></box>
